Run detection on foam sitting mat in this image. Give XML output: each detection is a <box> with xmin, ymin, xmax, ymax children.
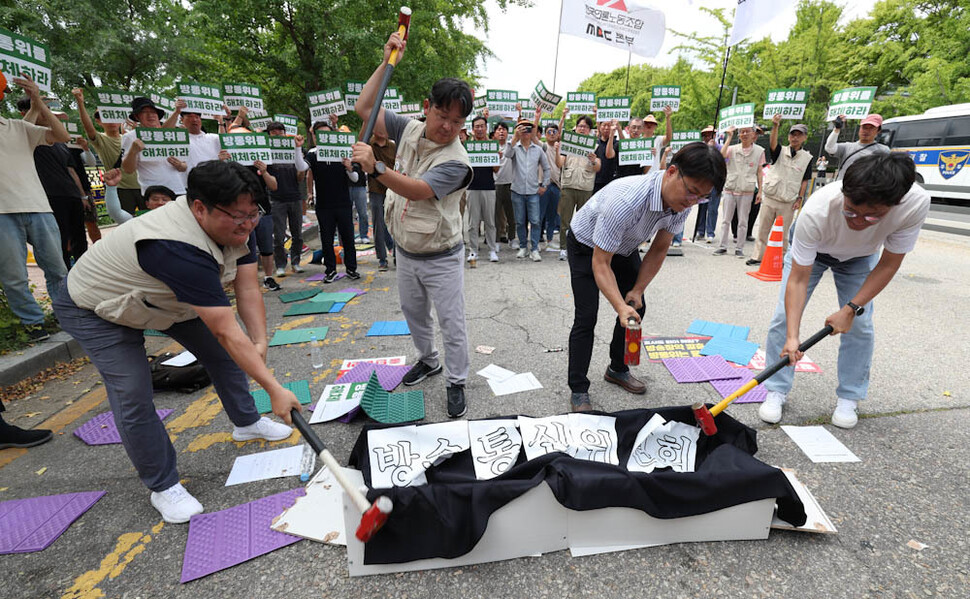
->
<box><xmin>144</xmin><ymin>329</ymin><xmax>168</xmax><ymax>337</ymax></box>
<box><xmin>336</xmin><ymin>362</ymin><xmax>411</xmax><ymax>391</ymax></box>
<box><xmin>179</xmin><ymin>489</ymin><xmax>305</xmax><ymax>583</ymax></box>
<box><xmin>366</xmin><ymin>321</ymin><xmax>411</xmax><ymax>336</ymax></box>
<box><xmin>0</xmin><ymin>491</ymin><xmax>106</xmax><ymax>554</ymax></box>
<box><xmin>74</xmin><ymin>409</ymin><xmax>174</xmax><ymax>445</ymax></box>
<box><xmin>310</xmin><ymin>291</ymin><xmax>358</xmax><ymax>303</ymax></box>
<box><xmin>359</xmin><ymin>371</ymin><xmax>425</xmax><ymax>424</ymax></box>
<box><xmin>699</xmin><ymin>336</ymin><xmax>760</xmax><ymax>366</ymax></box>
<box><xmin>251</xmin><ymin>380</ymin><xmax>312</xmax><ymax>414</ymax></box>
<box><xmin>267</xmin><ymin>327</ymin><xmax>329</xmax><ymax>347</ymax></box>
<box><xmin>661</xmin><ymin>355</ymin><xmax>745</xmax><ymax>384</ymax></box>
<box><xmin>686</xmin><ymin>319</ymin><xmax>751</xmax><ymax>340</ymax></box>
<box><xmin>283</xmin><ymin>300</ymin><xmax>335</xmax><ymax>316</ymax></box>
<box><xmin>328</xmin><ymin>302</ymin><xmax>345</xmax><ymax>313</ymax></box>
<box><xmin>278</xmin><ymin>289</ymin><xmax>321</xmax><ymax>303</ymax></box>
<box><xmin>340</xmin><ymin>287</ymin><xmax>366</xmax><ymax>295</ymax></box>
<box><xmin>710</xmin><ymin>375</ymin><xmax>770</xmax><ymax>404</ymax></box>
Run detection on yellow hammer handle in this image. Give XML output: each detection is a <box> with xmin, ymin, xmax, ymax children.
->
<box><xmin>388</xmin><ymin>25</ymin><xmax>407</xmax><ymax>67</ymax></box>
<box><xmin>709</xmin><ymin>378</ymin><xmax>759</xmax><ymax>417</ymax></box>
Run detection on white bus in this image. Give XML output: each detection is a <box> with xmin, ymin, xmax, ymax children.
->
<box><xmin>878</xmin><ymin>104</ymin><xmax>970</xmax><ymax>206</ymax></box>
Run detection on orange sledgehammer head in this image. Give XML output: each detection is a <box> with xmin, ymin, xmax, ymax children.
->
<box><xmin>692</xmin><ymin>402</ymin><xmax>718</xmax><ymax>436</ymax></box>
<box><xmin>355</xmin><ymin>496</ymin><xmax>394</xmax><ymax>542</ymax></box>
<box><xmin>398</xmin><ymin>7</ymin><xmax>412</xmax><ymax>40</ymax></box>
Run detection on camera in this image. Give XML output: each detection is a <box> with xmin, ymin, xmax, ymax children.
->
<box><xmin>521</xmin><ymin>125</ymin><xmax>533</xmax><ymax>133</ymax></box>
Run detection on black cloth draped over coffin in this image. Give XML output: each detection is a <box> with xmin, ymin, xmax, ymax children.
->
<box><xmin>348</xmin><ymin>406</ymin><xmax>806</xmax><ymax>564</ymax></box>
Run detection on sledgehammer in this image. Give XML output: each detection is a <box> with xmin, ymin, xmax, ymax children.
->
<box><xmin>290</xmin><ymin>410</ymin><xmax>393</xmax><ymax>542</ymax></box>
<box><xmin>358</xmin><ymin>7</ymin><xmax>411</xmax><ymax>145</ymax></box>
<box><xmin>692</xmin><ymin>325</ymin><xmax>833</xmax><ymax>435</ymax></box>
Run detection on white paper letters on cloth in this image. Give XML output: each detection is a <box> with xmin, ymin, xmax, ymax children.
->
<box><xmin>559</xmin><ymin>0</ymin><xmax>666</xmax><ymax>59</ymax></box>
<box><xmin>368</xmin><ymin>426</ymin><xmax>425</xmax><ymax>489</ymax></box>
<box><xmin>627</xmin><ymin>414</ymin><xmax>700</xmax><ymax>473</ymax></box>
<box><xmin>469</xmin><ymin>420</ymin><xmax>523</xmax><ymax>480</ymax></box>
<box><xmin>567</xmin><ymin>414</ymin><xmax>619</xmax><ymax>465</ymax></box>
<box><xmin>518</xmin><ymin>415</ymin><xmax>574</xmax><ymax>461</ymax></box>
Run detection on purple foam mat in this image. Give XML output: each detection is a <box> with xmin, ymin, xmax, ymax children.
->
<box><xmin>0</xmin><ymin>491</ymin><xmax>106</xmax><ymax>554</ymax></box>
<box><xmin>661</xmin><ymin>355</ymin><xmax>745</xmax><ymax>384</ymax></box>
<box><xmin>341</xmin><ymin>287</ymin><xmax>366</xmax><ymax>296</ymax></box>
<box><xmin>74</xmin><ymin>409</ymin><xmax>174</xmax><ymax>446</ymax></box>
<box><xmin>710</xmin><ymin>376</ymin><xmax>769</xmax><ymax>404</ymax></box>
<box><xmin>336</xmin><ymin>362</ymin><xmax>410</xmax><ymax>391</ymax></box>
<box><xmin>303</xmin><ymin>273</ymin><xmax>327</xmax><ymax>282</ymax></box>
<box><xmin>337</xmin><ymin>406</ymin><xmax>361</xmax><ymax>423</ymax></box>
<box><xmin>180</xmin><ymin>488</ymin><xmax>305</xmax><ymax>583</ymax></box>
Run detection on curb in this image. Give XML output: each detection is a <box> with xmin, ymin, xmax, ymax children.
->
<box><xmin>0</xmin><ymin>332</ymin><xmax>86</xmax><ymax>388</ymax></box>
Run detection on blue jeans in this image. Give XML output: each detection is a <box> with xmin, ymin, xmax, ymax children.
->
<box><xmin>539</xmin><ymin>183</ymin><xmax>561</xmax><ymax>241</ymax></box>
<box><xmin>764</xmin><ymin>251</ymin><xmax>878</xmax><ymax>400</ymax></box>
<box><xmin>368</xmin><ymin>192</ymin><xmax>389</xmax><ymax>264</ymax></box>
<box><xmin>0</xmin><ymin>213</ymin><xmax>67</xmax><ymax>325</ymax></box>
<box><xmin>511</xmin><ymin>191</ymin><xmax>541</xmax><ymax>251</ymax></box>
<box><xmin>349</xmin><ymin>186</ymin><xmax>368</xmax><ymax>239</ymax></box>
<box><xmin>705</xmin><ymin>188</ymin><xmax>721</xmax><ymax>239</ymax></box>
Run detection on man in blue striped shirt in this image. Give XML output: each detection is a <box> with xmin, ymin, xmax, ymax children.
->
<box><xmin>566</xmin><ymin>143</ymin><xmax>726</xmax><ymax>412</ymax></box>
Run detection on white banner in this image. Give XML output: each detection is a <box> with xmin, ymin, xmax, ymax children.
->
<box><xmin>559</xmin><ymin>0</ymin><xmax>666</xmax><ymax>58</ymax></box>
<box><xmin>729</xmin><ymin>0</ymin><xmax>796</xmax><ymax>46</ymax></box>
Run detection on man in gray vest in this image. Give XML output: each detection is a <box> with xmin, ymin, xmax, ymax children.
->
<box><xmin>825</xmin><ymin>113</ymin><xmax>889</xmax><ymax>180</ymax></box>
<box><xmin>352</xmin><ymin>32</ymin><xmax>474</xmax><ymax>418</ymax></box>
<box><xmin>53</xmin><ymin>160</ymin><xmax>302</xmax><ymax>524</ymax></box>
<box><xmin>748</xmin><ymin>114</ymin><xmax>814</xmax><ymax>266</ymax></box>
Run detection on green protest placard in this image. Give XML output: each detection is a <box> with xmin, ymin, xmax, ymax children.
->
<box><xmin>345</xmin><ymin>81</ymin><xmax>365</xmax><ymax>110</ymax></box>
<box><xmin>219</xmin><ymin>133</ymin><xmax>271</xmax><ymax>166</ymax></box>
<box><xmin>826</xmin><ymin>86</ymin><xmax>877</xmax><ymax>121</ymax></box>
<box><xmin>465</xmin><ymin>140</ymin><xmax>500</xmax><ymax>167</ymax></box>
<box><xmin>670</xmin><ymin>130</ymin><xmax>701</xmax><ymax>152</ymax></box>
<box><xmin>650</xmin><ymin>86</ymin><xmax>681</xmax><ymax>112</ymax></box>
<box><xmin>597</xmin><ymin>96</ymin><xmax>632</xmax><ymax>121</ymax></box>
<box><xmin>0</xmin><ymin>28</ymin><xmax>52</xmax><ymax>93</ymax></box>
<box><xmin>400</xmin><ymin>102</ymin><xmax>423</xmax><ymax>119</ymax></box>
<box><xmin>566</xmin><ymin>91</ymin><xmax>596</xmax><ymax>114</ymax></box>
<box><xmin>487</xmin><ymin>89</ymin><xmax>518</xmax><ymax>118</ymax></box>
<box><xmin>267</xmin><ymin>134</ymin><xmax>295</xmax><ymax>164</ymax></box>
<box><xmin>763</xmin><ymin>88</ymin><xmax>808</xmax><ymax>120</ymax></box>
<box><xmin>618</xmin><ymin>137</ymin><xmax>654</xmax><ymax>166</ymax></box>
<box><xmin>223</xmin><ymin>83</ymin><xmax>264</xmax><ymax>112</ymax></box>
<box><xmin>560</xmin><ymin>130</ymin><xmax>597</xmax><ymax>158</ymax></box>
<box><xmin>175</xmin><ymin>81</ymin><xmax>224</xmax><ymax>117</ymax></box>
<box><xmin>249</xmin><ymin>112</ymin><xmax>271</xmax><ymax>131</ymax></box>
<box><xmin>135</xmin><ymin>128</ymin><xmax>189</xmax><ymax>162</ymax></box>
<box><xmin>472</xmin><ymin>96</ymin><xmax>486</xmax><ymax>116</ymax></box>
<box><xmin>718</xmin><ymin>103</ymin><xmax>756</xmax><ymax>131</ymax></box>
<box><xmin>94</xmin><ymin>89</ymin><xmax>136</xmax><ymax>124</ymax></box>
<box><xmin>519</xmin><ymin>97</ymin><xmax>534</xmax><ymax>112</ymax></box>
<box><xmin>307</xmin><ymin>88</ymin><xmax>347</xmax><ymax>121</ymax></box>
<box><xmin>148</xmin><ymin>93</ymin><xmax>176</xmax><ymax>115</ymax></box>
<box><xmin>273</xmin><ymin>114</ymin><xmax>299</xmax><ymax>136</ymax></box>
<box><xmin>64</xmin><ymin>119</ymin><xmax>84</xmax><ymax>149</ymax></box>
<box><xmin>531</xmin><ymin>80</ymin><xmax>562</xmax><ymax>115</ymax></box>
<box><xmin>381</xmin><ymin>87</ymin><xmax>402</xmax><ymax>112</ymax></box>
<box><xmin>313</xmin><ymin>130</ymin><xmax>356</xmax><ymax>163</ymax></box>
<box><xmin>540</xmin><ymin>118</ymin><xmax>560</xmax><ymax>130</ymax></box>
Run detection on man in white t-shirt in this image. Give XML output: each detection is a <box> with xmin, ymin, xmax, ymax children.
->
<box><xmin>180</xmin><ymin>110</ymin><xmax>221</xmax><ymax>174</ymax></box>
<box><xmin>758</xmin><ymin>153</ymin><xmax>930</xmax><ymax>429</ymax></box>
<box><xmin>121</xmin><ymin>97</ymin><xmax>188</xmax><ymax>195</ymax></box>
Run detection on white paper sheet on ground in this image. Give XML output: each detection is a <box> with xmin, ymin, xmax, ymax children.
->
<box><xmin>308</xmin><ymin>382</ymin><xmax>368</xmax><ymax>424</ymax></box>
<box><xmin>567</xmin><ymin>413</ymin><xmax>619</xmax><ymax>465</ymax></box>
<box><xmin>781</xmin><ymin>425</ymin><xmax>861</xmax><ymax>463</ymax></box>
<box><xmin>367</xmin><ymin>426</ymin><xmax>427</xmax><ymax>488</ymax></box>
<box><xmin>770</xmin><ymin>468</ymin><xmax>838</xmax><ymax>534</ymax></box>
<box><xmin>160</xmin><ymin>350</ymin><xmax>197</xmax><ymax>367</ymax></box>
<box><xmin>337</xmin><ymin>355</ymin><xmax>406</xmax><ymax>377</ymax></box>
<box><xmin>225</xmin><ymin>445</ymin><xmax>304</xmax><ymax>486</ymax></box>
<box><xmin>487</xmin><ymin>372</ymin><xmax>543</xmax><ymax>396</ymax></box>
<box><xmin>626</xmin><ymin>415</ymin><xmax>700</xmax><ymax>473</ymax></box>
<box><xmin>518</xmin><ymin>415</ymin><xmax>573</xmax><ymax>461</ymax></box>
<box><xmin>469</xmin><ymin>419</ymin><xmax>523</xmax><ymax>480</ymax></box>
<box><xmin>476</xmin><ymin>364</ymin><xmax>516</xmax><ymax>382</ymax></box>
<box><xmin>271</xmin><ymin>466</ymin><xmax>361</xmax><ymax>545</ymax></box>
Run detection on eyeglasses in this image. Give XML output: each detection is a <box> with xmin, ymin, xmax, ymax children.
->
<box><xmin>841</xmin><ymin>207</ymin><xmax>883</xmax><ymax>223</ymax></box>
<box><xmin>213</xmin><ymin>205</ymin><xmax>260</xmax><ymax>225</ymax></box>
<box><xmin>678</xmin><ymin>171</ymin><xmax>711</xmax><ymax>202</ymax></box>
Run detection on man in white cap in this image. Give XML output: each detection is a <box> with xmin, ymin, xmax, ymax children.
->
<box><xmin>825</xmin><ymin>113</ymin><xmax>889</xmax><ymax>180</ymax></box>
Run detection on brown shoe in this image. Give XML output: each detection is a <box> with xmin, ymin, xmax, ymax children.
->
<box><xmin>604</xmin><ymin>366</ymin><xmax>646</xmax><ymax>395</ymax></box>
<box><xmin>570</xmin><ymin>392</ymin><xmax>593</xmax><ymax>412</ymax></box>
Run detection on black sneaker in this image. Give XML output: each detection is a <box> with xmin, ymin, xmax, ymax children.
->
<box><xmin>712</xmin><ymin>248</ymin><xmax>727</xmax><ymax>256</ymax></box>
<box><xmin>0</xmin><ymin>420</ymin><xmax>54</xmax><ymax>450</ymax></box>
<box><xmin>570</xmin><ymin>392</ymin><xmax>593</xmax><ymax>413</ymax></box>
<box><xmin>263</xmin><ymin>276</ymin><xmax>281</xmax><ymax>291</ymax></box>
<box><xmin>447</xmin><ymin>385</ymin><xmax>467</xmax><ymax>418</ymax></box>
<box><xmin>402</xmin><ymin>361</ymin><xmax>443</xmax><ymax>386</ymax></box>
<box><xmin>25</xmin><ymin>325</ymin><xmax>50</xmax><ymax>343</ymax></box>
<box><xmin>323</xmin><ymin>271</ymin><xmax>338</xmax><ymax>284</ymax></box>
<box><xmin>745</xmin><ymin>258</ymin><xmax>761</xmax><ymax>266</ymax></box>
<box><xmin>378</xmin><ymin>262</ymin><xmax>389</xmax><ymax>272</ymax></box>
<box><xmin>346</xmin><ymin>270</ymin><xmax>361</xmax><ymax>280</ymax></box>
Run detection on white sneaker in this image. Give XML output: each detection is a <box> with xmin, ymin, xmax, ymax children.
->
<box><xmin>150</xmin><ymin>483</ymin><xmax>203</xmax><ymax>524</ymax></box>
<box><xmin>549</xmin><ymin>241</ymin><xmax>561</xmax><ymax>250</ymax></box>
<box><xmin>466</xmin><ymin>252</ymin><xmax>477</xmax><ymax>263</ymax></box>
<box><xmin>672</xmin><ymin>241</ymin><xmax>682</xmax><ymax>248</ymax></box>
<box><xmin>488</xmin><ymin>250</ymin><xmax>499</xmax><ymax>262</ymax></box>
<box><xmin>516</xmin><ymin>247</ymin><xmax>528</xmax><ymax>259</ymax></box>
<box><xmin>758</xmin><ymin>391</ymin><xmax>787</xmax><ymax>424</ymax></box>
<box><xmin>559</xmin><ymin>249</ymin><xmax>567</xmax><ymax>261</ymax></box>
<box><xmin>275</xmin><ymin>267</ymin><xmax>285</xmax><ymax>277</ymax></box>
<box><xmin>831</xmin><ymin>398</ymin><xmax>859</xmax><ymax>429</ymax></box>
<box><xmin>530</xmin><ymin>250</ymin><xmax>542</xmax><ymax>262</ymax></box>
<box><xmin>291</xmin><ymin>264</ymin><xmax>305</xmax><ymax>273</ymax></box>
<box><xmin>232</xmin><ymin>416</ymin><xmax>293</xmax><ymax>442</ymax></box>
<box><xmin>539</xmin><ymin>241</ymin><xmax>547</xmax><ymax>251</ymax></box>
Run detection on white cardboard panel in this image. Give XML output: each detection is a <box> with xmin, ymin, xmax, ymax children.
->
<box><xmin>770</xmin><ymin>468</ymin><xmax>838</xmax><ymax>534</ymax></box>
<box><xmin>270</xmin><ymin>466</ymin><xmax>359</xmax><ymax>545</ymax></box>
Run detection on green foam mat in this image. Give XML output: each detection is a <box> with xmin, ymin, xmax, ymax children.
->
<box><xmin>359</xmin><ymin>372</ymin><xmax>425</xmax><ymax>424</ymax></box>
<box><xmin>268</xmin><ymin>327</ymin><xmax>329</xmax><ymax>347</ymax></box>
<box><xmin>279</xmin><ymin>289</ymin><xmax>321</xmax><ymax>303</ymax></box>
<box><xmin>310</xmin><ymin>292</ymin><xmax>358</xmax><ymax>304</ymax></box>
<box><xmin>250</xmin><ymin>380</ymin><xmax>312</xmax><ymax>414</ymax></box>
<box><xmin>144</xmin><ymin>329</ymin><xmax>168</xmax><ymax>337</ymax></box>
<box><xmin>283</xmin><ymin>300</ymin><xmax>335</xmax><ymax>316</ymax></box>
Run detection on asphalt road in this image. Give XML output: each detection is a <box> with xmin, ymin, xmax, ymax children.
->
<box><xmin>2</xmin><ymin>222</ymin><xmax>968</xmax><ymax>599</ymax></box>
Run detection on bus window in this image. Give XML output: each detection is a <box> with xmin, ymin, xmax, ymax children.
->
<box><xmin>877</xmin><ymin>126</ymin><xmax>896</xmax><ymax>146</ymax></box>
<box><xmin>944</xmin><ymin>117</ymin><xmax>970</xmax><ymax>145</ymax></box>
<box><xmin>894</xmin><ymin>120</ymin><xmax>948</xmax><ymax>147</ymax></box>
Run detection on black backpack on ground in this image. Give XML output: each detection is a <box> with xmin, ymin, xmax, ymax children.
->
<box><xmin>149</xmin><ymin>353</ymin><xmax>211</xmax><ymax>393</ymax></box>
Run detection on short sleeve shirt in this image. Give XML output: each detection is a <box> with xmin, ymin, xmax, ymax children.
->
<box><xmin>136</xmin><ymin>240</ymin><xmax>256</xmax><ymax>307</ymax></box>
<box><xmin>122</xmin><ymin>130</ymin><xmax>187</xmax><ymax>195</ymax></box>
<box><xmin>0</xmin><ymin>118</ymin><xmax>52</xmax><ymax>214</ymax></box>
<box><xmin>383</xmin><ymin>110</ymin><xmax>472</xmax><ymax>199</ymax></box>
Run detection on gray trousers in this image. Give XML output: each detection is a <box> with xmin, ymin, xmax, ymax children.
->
<box><xmin>53</xmin><ymin>280</ymin><xmax>259</xmax><ymax>492</ymax></box>
<box><xmin>397</xmin><ymin>248</ymin><xmax>469</xmax><ymax>385</ymax></box>
<box><xmin>272</xmin><ymin>200</ymin><xmax>303</xmax><ymax>269</ymax></box>
<box><xmin>466</xmin><ymin>189</ymin><xmax>497</xmax><ymax>255</ymax></box>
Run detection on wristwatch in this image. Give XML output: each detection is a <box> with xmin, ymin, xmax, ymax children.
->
<box><xmin>846</xmin><ymin>301</ymin><xmax>865</xmax><ymax>316</ymax></box>
<box><xmin>370</xmin><ymin>161</ymin><xmax>386</xmax><ymax>179</ymax></box>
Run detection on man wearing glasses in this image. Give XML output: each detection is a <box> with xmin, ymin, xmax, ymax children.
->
<box><xmin>758</xmin><ymin>153</ymin><xmax>929</xmax><ymax>429</ymax></box>
<box><xmin>564</xmin><ymin>143</ymin><xmax>726</xmax><ymax>412</ymax></box>
<box><xmin>53</xmin><ymin>160</ymin><xmax>302</xmax><ymax>524</ymax></box>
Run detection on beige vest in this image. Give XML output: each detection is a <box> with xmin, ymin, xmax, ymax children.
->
<box><xmin>385</xmin><ymin>120</ymin><xmax>470</xmax><ymax>254</ymax></box>
<box><xmin>761</xmin><ymin>145</ymin><xmax>812</xmax><ymax>204</ymax></box>
<box><xmin>724</xmin><ymin>144</ymin><xmax>765</xmax><ymax>193</ymax></box>
<box><xmin>67</xmin><ymin>199</ymin><xmax>250</xmax><ymax>330</ymax></box>
<box><xmin>560</xmin><ymin>154</ymin><xmax>596</xmax><ymax>191</ymax></box>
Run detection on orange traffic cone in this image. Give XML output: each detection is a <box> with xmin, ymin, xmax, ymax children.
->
<box><xmin>747</xmin><ymin>215</ymin><xmax>784</xmax><ymax>282</ymax></box>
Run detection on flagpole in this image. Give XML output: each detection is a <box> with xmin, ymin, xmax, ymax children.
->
<box><xmin>553</xmin><ymin>0</ymin><xmax>565</xmax><ymax>90</ymax></box>
<box><xmin>694</xmin><ymin>35</ymin><xmax>731</xmax><ymax>243</ymax></box>
<box><xmin>624</xmin><ymin>51</ymin><xmax>632</xmax><ymax>94</ymax></box>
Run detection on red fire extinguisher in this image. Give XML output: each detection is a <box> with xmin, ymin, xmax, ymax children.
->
<box><xmin>624</xmin><ymin>317</ymin><xmax>641</xmax><ymax>366</ymax></box>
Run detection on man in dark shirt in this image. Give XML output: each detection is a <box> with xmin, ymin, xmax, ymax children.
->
<box><xmin>265</xmin><ymin>122</ymin><xmax>309</xmax><ymax>276</ymax></box>
<box><xmin>593</xmin><ymin>118</ymin><xmax>618</xmax><ymax>193</ymax></box>
<box><xmin>466</xmin><ymin>115</ymin><xmax>499</xmax><ymax>265</ymax></box>
<box><xmin>368</xmin><ymin>129</ymin><xmax>397</xmax><ymax>270</ymax></box>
